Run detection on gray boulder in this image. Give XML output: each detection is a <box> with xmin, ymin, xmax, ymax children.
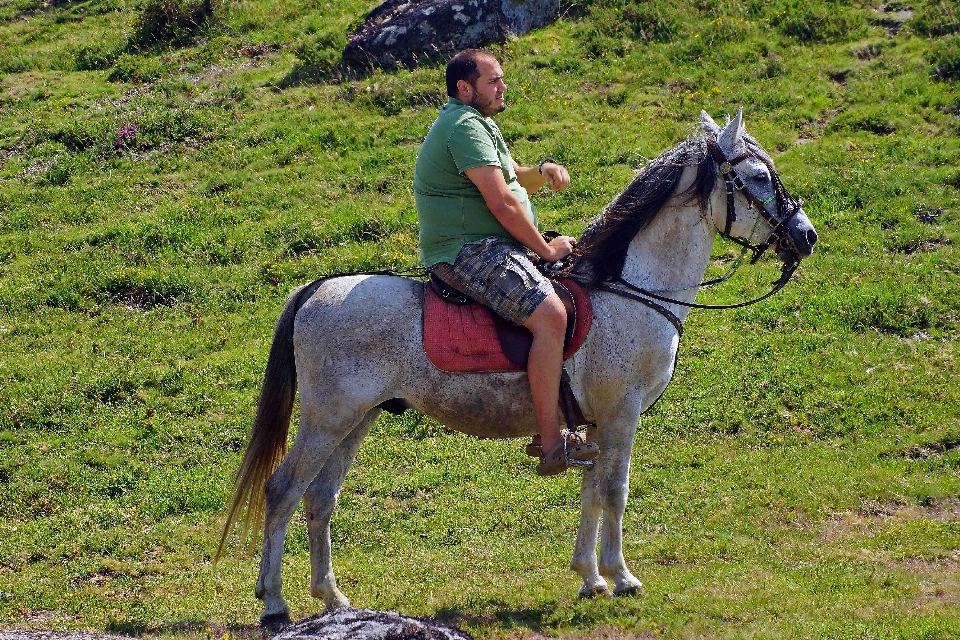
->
<box><xmin>272</xmin><ymin>608</ymin><xmax>474</xmax><ymax>640</ymax></box>
<box><xmin>343</xmin><ymin>0</ymin><xmax>559</xmax><ymax>69</ymax></box>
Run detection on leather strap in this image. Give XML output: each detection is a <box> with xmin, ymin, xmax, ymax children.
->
<box><xmin>559</xmin><ymin>366</ymin><xmax>595</xmax><ymax>429</ymax></box>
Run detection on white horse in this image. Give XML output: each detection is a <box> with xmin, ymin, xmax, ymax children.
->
<box><xmin>220</xmin><ymin>110</ymin><xmax>818</xmax><ymax>625</ymax></box>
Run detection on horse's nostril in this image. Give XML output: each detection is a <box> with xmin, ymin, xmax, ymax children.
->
<box><xmin>806</xmin><ymin>229</ymin><xmax>818</xmax><ymax>248</ymax></box>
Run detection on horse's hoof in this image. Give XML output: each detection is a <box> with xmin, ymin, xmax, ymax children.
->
<box><xmin>614</xmin><ymin>583</ymin><xmax>644</xmax><ymax>597</ymax></box>
<box><xmin>324</xmin><ymin>594</ymin><xmax>351</xmax><ymax>611</ymax></box>
<box><xmin>260</xmin><ymin>610</ymin><xmax>292</xmax><ymax>632</ymax></box>
<box><xmin>578</xmin><ymin>583</ymin><xmax>612</xmax><ymax>599</ymax></box>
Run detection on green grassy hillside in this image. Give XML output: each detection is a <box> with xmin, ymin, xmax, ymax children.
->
<box><xmin>1</xmin><ymin>0</ymin><xmax>959</xmax><ymax>637</ymax></box>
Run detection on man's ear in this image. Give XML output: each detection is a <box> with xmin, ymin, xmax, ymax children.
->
<box><xmin>456</xmin><ymin>79</ymin><xmax>472</xmax><ymax>101</ymax></box>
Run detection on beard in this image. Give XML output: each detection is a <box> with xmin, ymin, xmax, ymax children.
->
<box><xmin>468</xmin><ymin>89</ymin><xmax>506</xmax><ymax>117</ymax></box>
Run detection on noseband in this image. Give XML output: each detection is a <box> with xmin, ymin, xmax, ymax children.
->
<box><xmin>705</xmin><ymin>137</ymin><xmax>803</xmax><ymax>265</ymax></box>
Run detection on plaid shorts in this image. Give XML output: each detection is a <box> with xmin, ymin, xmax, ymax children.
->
<box><xmin>430</xmin><ymin>237</ymin><xmax>555</xmax><ymax>325</ymax></box>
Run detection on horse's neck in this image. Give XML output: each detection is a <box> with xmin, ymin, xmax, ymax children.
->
<box><xmin>620</xmin><ymin>168</ymin><xmax>719</xmax><ymax>320</ymax></box>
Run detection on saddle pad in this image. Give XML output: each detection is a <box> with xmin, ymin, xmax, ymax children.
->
<box><xmin>423</xmin><ymin>277</ymin><xmax>592</xmax><ymax>373</ymax></box>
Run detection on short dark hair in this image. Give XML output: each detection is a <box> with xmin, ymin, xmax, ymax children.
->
<box><xmin>445</xmin><ymin>49</ymin><xmax>495</xmax><ymax>98</ymax></box>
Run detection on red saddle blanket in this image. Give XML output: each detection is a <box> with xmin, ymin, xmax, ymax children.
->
<box><xmin>423</xmin><ymin>277</ymin><xmax>593</xmax><ymax>373</ymax></box>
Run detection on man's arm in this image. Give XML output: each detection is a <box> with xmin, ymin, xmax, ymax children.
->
<box><xmin>464</xmin><ymin>164</ymin><xmax>575</xmax><ymax>262</ymax></box>
<box><xmin>513</xmin><ymin>160</ymin><xmax>570</xmax><ymax>193</ymax></box>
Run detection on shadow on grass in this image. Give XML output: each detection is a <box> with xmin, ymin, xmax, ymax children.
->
<box><xmin>275</xmin><ymin>62</ymin><xmax>358</xmax><ymax>90</ymax></box>
<box><xmin>108</xmin><ymin>619</ymin><xmax>263</xmax><ymax>638</ymax></box>
<box><xmin>275</xmin><ymin>54</ymin><xmax>447</xmax><ymax>90</ymax></box>
<box><xmin>433</xmin><ymin>598</ymin><xmax>613</xmax><ymax>636</ymax></box>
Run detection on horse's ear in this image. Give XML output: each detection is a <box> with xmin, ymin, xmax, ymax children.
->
<box><xmin>700</xmin><ymin>110</ymin><xmax>721</xmax><ymax>136</ymax></box>
<box><xmin>718</xmin><ymin>107</ymin><xmax>744</xmax><ymax>149</ymax></box>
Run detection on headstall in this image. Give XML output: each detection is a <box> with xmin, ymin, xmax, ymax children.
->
<box><xmin>705</xmin><ymin>136</ymin><xmax>804</xmax><ymax>265</ymax></box>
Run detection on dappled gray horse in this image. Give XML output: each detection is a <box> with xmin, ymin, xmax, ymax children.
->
<box><xmin>221</xmin><ymin>110</ymin><xmax>818</xmax><ymax>624</ymax></box>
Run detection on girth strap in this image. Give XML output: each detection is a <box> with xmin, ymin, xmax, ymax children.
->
<box><xmin>559</xmin><ymin>366</ymin><xmax>595</xmax><ymax>430</ymax></box>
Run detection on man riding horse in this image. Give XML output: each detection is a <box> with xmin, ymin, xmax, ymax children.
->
<box><xmin>413</xmin><ymin>49</ymin><xmax>599</xmax><ymax>475</ymax></box>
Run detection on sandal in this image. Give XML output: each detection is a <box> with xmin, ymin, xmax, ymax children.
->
<box><xmin>536</xmin><ymin>440</ymin><xmax>569</xmax><ymax>476</ymax></box>
<box><xmin>566</xmin><ymin>433</ymin><xmax>599</xmax><ymax>461</ymax></box>
<box><xmin>526</xmin><ymin>434</ymin><xmax>599</xmax><ymax>460</ymax></box>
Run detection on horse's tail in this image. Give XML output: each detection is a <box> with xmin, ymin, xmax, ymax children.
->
<box><xmin>216</xmin><ymin>280</ymin><xmax>323</xmax><ymax>560</ymax></box>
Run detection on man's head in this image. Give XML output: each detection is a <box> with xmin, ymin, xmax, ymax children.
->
<box><xmin>446</xmin><ymin>49</ymin><xmax>507</xmax><ymax>117</ymax></box>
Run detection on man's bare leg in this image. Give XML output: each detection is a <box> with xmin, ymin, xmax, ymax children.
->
<box><xmin>522</xmin><ymin>293</ymin><xmax>567</xmax><ymax>456</ymax></box>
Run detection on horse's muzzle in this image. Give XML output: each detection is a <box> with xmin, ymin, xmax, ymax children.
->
<box><xmin>778</xmin><ymin>208</ymin><xmax>818</xmax><ymax>262</ymax></box>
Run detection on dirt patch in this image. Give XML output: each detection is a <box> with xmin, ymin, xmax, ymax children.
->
<box><xmin>0</xmin><ymin>632</ymin><xmax>131</xmax><ymax>640</ymax></box>
<box><xmin>871</xmin><ymin>7</ymin><xmax>914</xmax><ymax>36</ymax></box>
<box><xmin>822</xmin><ymin>497</ymin><xmax>960</xmax><ymax>542</ymax></box>
<box><xmin>796</xmin><ymin>108</ymin><xmax>842</xmax><ymax>143</ymax></box>
<box><xmin>885</xmin><ymin>435</ymin><xmax>960</xmax><ymax>459</ymax></box>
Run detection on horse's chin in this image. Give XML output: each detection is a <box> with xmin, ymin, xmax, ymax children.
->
<box><xmin>776</xmin><ymin>248</ymin><xmax>803</xmax><ymax>266</ymax></box>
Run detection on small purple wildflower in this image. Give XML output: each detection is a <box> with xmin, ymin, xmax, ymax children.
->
<box><xmin>114</xmin><ymin>123</ymin><xmax>138</xmax><ymax>151</ymax></box>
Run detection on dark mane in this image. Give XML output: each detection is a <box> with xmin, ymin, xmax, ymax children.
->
<box><xmin>566</xmin><ymin>135</ymin><xmax>715</xmax><ymax>287</ymax></box>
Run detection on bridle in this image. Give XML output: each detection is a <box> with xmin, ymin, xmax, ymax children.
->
<box><xmin>705</xmin><ymin>136</ymin><xmax>804</xmax><ymax>266</ymax></box>
<box><xmin>596</xmin><ymin>135</ymin><xmax>806</xmax><ymax>334</ymax></box>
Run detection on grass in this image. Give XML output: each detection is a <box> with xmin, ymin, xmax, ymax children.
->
<box><xmin>1</xmin><ymin>0</ymin><xmax>959</xmax><ymax>637</ymax></box>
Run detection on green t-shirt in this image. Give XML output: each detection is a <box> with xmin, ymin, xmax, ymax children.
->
<box><xmin>414</xmin><ymin>98</ymin><xmax>537</xmax><ymax>266</ymax></box>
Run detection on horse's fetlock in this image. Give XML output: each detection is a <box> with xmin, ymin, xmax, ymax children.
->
<box><xmin>599</xmin><ymin>562</ymin><xmax>626</xmax><ymax>578</ymax></box>
<box><xmin>569</xmin><ymin>555</ymin><xmax>595</xmax><ymax>575</ymax></box>
<box><xmin>578</xmin><ymin>580</ymin><xmax>612</xmax><ymax>599</ymax></box>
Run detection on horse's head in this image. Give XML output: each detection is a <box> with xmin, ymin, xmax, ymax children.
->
<box><xmin>700</xmin><ymin>109</ymin><xmax>818</xmax><ymax>266</ymax></box>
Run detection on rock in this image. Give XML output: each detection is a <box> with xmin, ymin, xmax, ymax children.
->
<box><xmin>272</xmin><ymin>608</ymin><xmax>473</xmax><ymax>640</ymax></box>
<box><xmin>343</xmin><ymin>0</ymin><xmax>559</xmax><ymax>70</ymax></box>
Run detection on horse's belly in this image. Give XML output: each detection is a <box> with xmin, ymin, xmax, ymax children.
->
<box><xmin>408</xmin><ymin>372</ymin><xmax>539</xmax><ymax>439</ymax></box>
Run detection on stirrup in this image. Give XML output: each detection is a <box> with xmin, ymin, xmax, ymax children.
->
<box><xmin>562</xmin><ymin>428</ymin><xmax>596</xmax><ymax>468</ymax></box>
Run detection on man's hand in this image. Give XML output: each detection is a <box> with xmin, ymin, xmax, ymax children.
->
<box><xmin>514</xmin><ymin>160</ymin><xmax>571</xmax><ymax>193</ymax></box>
<box><xmin>544</xmin><ymin>235</ymin><xmax>577</xmax><ymax>263</ymax></box>
<box><xmin>464</xmin><ymin>164</ymin><xmax>575</xmax><ymax>263</ymax></box>
<box><xmin>540</xmin><ymin>162</ymin><xmax>570</xmax><ymax>192</ymax></box>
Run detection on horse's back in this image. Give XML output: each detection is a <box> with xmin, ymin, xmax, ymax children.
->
<box><xmin>295</xmin><ymin>274</ymin><xmax>423</xmax><ymax>334</ymax></box>
<box><xmin>292</xmin><ymin>274</ymin><xmax>427</xmax><ymax>383</ymax></box>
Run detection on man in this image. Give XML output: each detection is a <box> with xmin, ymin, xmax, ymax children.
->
<box><xmin>413</xmin><ymin>49</ymin><xmax>598</xmax><ymax>476</ymax></box>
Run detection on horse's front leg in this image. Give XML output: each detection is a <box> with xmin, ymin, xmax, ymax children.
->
<box><xmin>303</xmin><ymin>410</ymin><xmax>378</xmax><ymax>611</ymax></box>
<box><xmin>597</xmin><ymin>439</ymin><xmax>643</xmax><ymax>596</ymax></box>
<box><xmin>571</xmin><ymin>406</ymin><xmax>644</xmax><ymax>597</ymax></box>
<box><xmin>571</xmin><ymin>432</ymin><xmax>609</xmax><ymax>598</ymax></box>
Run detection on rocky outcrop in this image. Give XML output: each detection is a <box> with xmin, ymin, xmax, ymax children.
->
<box><xmin>343</xmin><ymin>0</ymin><xmax>559</xmax><ymax>69</ymax></box>
<box><xmin>273</xmin><ymin>608</ymin><xmax>474</xmax><ymax>640</ymax></box>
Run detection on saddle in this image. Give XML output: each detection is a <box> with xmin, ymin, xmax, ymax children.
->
<box><xmin>423</xmin><ymin>273</ymin><xmax>595</xmax><ymax>429</ymax></box>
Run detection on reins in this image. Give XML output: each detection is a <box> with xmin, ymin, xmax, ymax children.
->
<box><xmin>589</xmin><ymin>134</ymin><xmax>804</xmax><ymax>331</ymax></box>
<box><xmin>601</xmin><ymin>259</ymin><xmax>797</xmax><ymax>314</ymax></box>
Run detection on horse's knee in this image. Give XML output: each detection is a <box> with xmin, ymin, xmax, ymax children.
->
<box><xmin>600</xmin><ymin>483</ymin><xmax>629</xmax><ymax>512</ymax></box>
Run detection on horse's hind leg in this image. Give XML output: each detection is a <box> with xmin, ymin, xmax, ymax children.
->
<box><xmin>255</xmin><ymin>409</ymin><xmax>367</xmax><ymax>624</ymax></box>
<box><xmin>303</xmin><ymin>409</ymin><xmax>378</xmax><ymax>610</ymax></box>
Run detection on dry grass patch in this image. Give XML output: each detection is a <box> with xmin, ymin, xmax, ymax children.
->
<box><xmin>823</xmin><ymin>497</ymin><xmax>960</xmax><ymax>543</ymax></box>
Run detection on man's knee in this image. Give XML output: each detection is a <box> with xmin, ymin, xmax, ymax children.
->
<box><xmin>524</xmin><ymin>293</ymin><xmax>566</xmax><ymax>338</ymax></box>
